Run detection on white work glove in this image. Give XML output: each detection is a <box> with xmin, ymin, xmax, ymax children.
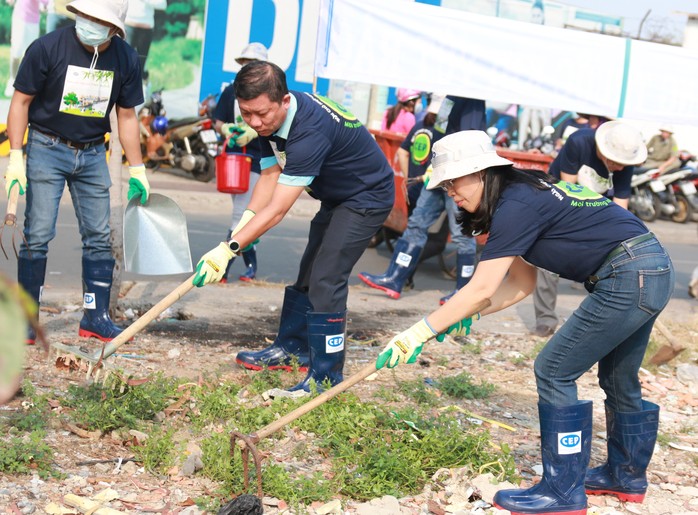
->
<box><xmin>127</xmin><ymin>164</ymin><xmax>150</xmax><ymax>204</ymax></box>
<box><xmin>192</xmin><ymin>242</ymin><xmax>235</xmax><ymax>287</ymax></box>
<box><xmin>4</xmin><ymin>149</ymin><xmax>26</xmax><ymax>198</ymax></box>
<box><xmin>221</xmin><ymin>122</ymin><xmax>258</xmax><ymax>148</ymax></box>
<box><xmin>376</xmin><ymin>318</ymin><xmax>437</xmax><ymax>369</ymax></box>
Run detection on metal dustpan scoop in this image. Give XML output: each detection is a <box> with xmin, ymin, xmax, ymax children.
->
<box><xmin>124</xmin><ymin>193</ymin><xmax>193</xmax><ymax>275</ymax></box>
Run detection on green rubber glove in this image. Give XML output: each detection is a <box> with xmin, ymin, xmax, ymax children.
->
<box><xmin>376</xmin><ymin>318</ymin><xmax>437</xmax><ymax>369</ymax></box>
<box><xmin>192</xmin><ymin>242</ymin><xmax>235</xmax><ymax>287</ymax></box>
<box><xmin>443</xmin><ymin>316</ymin><xmax>474</xmax><ymax>337</ymax></box>
<box><xmin>4</xmin><ymin>149</ymin><xmax>26</xmax><ymax>197</ymax></box>
<box><xmin>127</xmin><ymin>164</ymin><xmax>150</xmax><ymax>204</ymax></box>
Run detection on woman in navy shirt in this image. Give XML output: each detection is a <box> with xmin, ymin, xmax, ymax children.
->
<box><xmin>377</xmin><ymin>130</ymin><xmax>673</xmax><ymax>515</ymax></box>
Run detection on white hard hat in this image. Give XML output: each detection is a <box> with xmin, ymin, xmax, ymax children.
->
<box><xmin>67</xmin><ymin>0</ymin><xmax>127</xmax><ymax>38</ymax></box>
<box><xmin>427</xmin><ymin>130</ymin><xmax>514</xmax><ymax>190</ymax></box>
<box><xmin>594</xmin><ymin>121</ymin><xmax>647</xmax><ymax>166</ymax></box>
<box><xmin>235</xmin><ymin>42</ymin><xmax>268</xmax><ymax>64</ymax></box>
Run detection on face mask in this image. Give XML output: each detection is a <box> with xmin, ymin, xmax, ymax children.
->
<box><xmin>75</xmin><ymin>15</ymin><xmax>113</xmax><ymax>47</ymax></box>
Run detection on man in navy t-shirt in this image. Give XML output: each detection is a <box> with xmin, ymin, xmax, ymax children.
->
<box><xmin>192</xmin><ymin>61</ymin><xmax>394</xmax><ymax>393</ymax></box>
<box><xmin>533</xmin><ymin>121</ymin><xmax>647</xmax><ymax>336</ymax></box>
<box><xmin>4</xmin><ymin>0</ymin><xmax>147</xmax><ymax>345</ymax></box>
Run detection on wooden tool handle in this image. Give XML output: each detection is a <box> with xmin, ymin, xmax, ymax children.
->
<box><xmin>99</xmin><ymin>276</ymin><xmax>196</xmax><ymax>359</ymax></box>
<box><xmin>5</xmin><ymin>182</ymin><xmax>19</xmax><ymax>221</ymax></box>
<box><xmin>252</xmin><ymin>362</ymin><xmax>379</xmax><ymax>442</ymax></box>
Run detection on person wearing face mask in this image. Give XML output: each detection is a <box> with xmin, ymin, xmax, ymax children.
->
<box><xmin>3</xmin><ymin>0</ymin><xmax>148</xmax><ymax>345</ymax></box>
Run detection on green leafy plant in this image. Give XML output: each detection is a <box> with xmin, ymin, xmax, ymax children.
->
<box><xmin>435</xmin><ymin>372</ymin><xmax>495</xmax><ymax>399</ymax></box>
<box><xmin>396</xmin><ymin>378</ymin><xmax>438</xmax><ymax>405</ymax></box>
<box><xmin>1</xmin><ymin>380</ymin><xmax>51</xmax><ymax>432</ymax></box>
<box><xmin>0</xmin><ymin>431</ymin><xmax>62</xmax><ymax>479</ymax></box>
<box><xmin>133</xmin><ymin>428</ymin><xmax>176</xmax><ymax>474</ymax></box>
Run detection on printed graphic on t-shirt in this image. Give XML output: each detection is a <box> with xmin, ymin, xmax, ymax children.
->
<box><xmin>433</xmin><ymin>97</ymin><xmax>453</xmax><ymax>134</ymax></box>
<box><xmin>554</xmin><ymin>181</ymin><xmax>612</xmax><ymax>207</ymax></box>
<box><xmin>269</xmin><ymin>140</ymin><xmax>286</xmax><ymax>169</ymax></box>
<box><xmin>410</xmin><ymin>130</ymin><xmax>432</xmax><ymax>165</ymax></box>
<box><xmin>60</xmin><ymin>65</ymin><xmax>113</xmax><ymax>118</ymax></box>
<box><xmin>307</xmin><ymin>94</ymin><xmax>362</xmax><ymax>129</ymax></box>
<box><xmin>577</xmin><ymin>164</ymin><xmax>612</xmax><ymax>194</ymax></box>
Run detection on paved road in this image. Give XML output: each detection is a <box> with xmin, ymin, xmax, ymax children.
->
<box><xmin>0</xmin><ymin>161</ymin><xmax>696</xmax><ymax>303</ymax></box>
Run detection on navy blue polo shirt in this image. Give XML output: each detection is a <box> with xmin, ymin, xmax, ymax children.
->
<box><xmin>15</xmin><ymin>27</ymin><xmax>143</xmax><ymax>143</ymax></box>
<box><xmin>548</xmin><ymin>128</ymin><xmax>634</xmax><ymax>199</ymax></box>
<box><xmin>480</xmin><ymin>180</ymin><xmax>648</xmax><ymax>281</ymax></box>
<box><xmin>212</xmin><ymin>84</ymin><xmax>263</xmax><ymax>174</ymax></box>
<box><xmin>258</xmin><ymin>92</ymin><xmax>394</xmax><ymax>210</ymax></box>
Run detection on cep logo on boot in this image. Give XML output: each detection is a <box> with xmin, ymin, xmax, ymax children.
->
<box><xmin>325</xmin><ymin>334</ymin><xmax>344</xmax><ymax>353</ymax></box>
<box><xmin>83</xmin><ymin>293</ymin><xmax>96</xmax><ymax>310</ymax></box>
<box><xmin>558</xmin><ymin>431</ymin><xmax>582</xmax><ymax>455</ymax></box>
<box><xmin>396</xmin><ymin>252</ymin><xmax>413</xmax><ymax>267</ymax></box>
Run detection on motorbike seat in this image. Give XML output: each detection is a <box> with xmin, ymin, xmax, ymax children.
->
<box><xmin>167</xmin><ymin>117</ymin><xmax>206</xmax><ymax>129</ymax></box>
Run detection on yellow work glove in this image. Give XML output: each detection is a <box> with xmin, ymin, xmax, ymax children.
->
<box><xmin>4</xmin><ymin>149</ymin><xmax>26</xmax><ymax>197</ymax></box>
<box><xmin>127</xmin><ymin>164</ymin><xmax>150</xmax><ymax>204</ymax></box>
<box><xmin>221</xmin><ymin>122</ymin><xmax>258</xmax><ymax>147</ymax></box>
<box><xmin>376</xmin><ymin>318</ymin><xmax>437</xmax><ymax>369</ymax></box>
<box><xmin>192</xmin><ymin>242</ymin><xmax>235</xmax><ymax>287</ymax></box>
<box><xmin>232</xmin><ymin>208</ymin><xmax>259</xmax><ymax>251</ymax></box>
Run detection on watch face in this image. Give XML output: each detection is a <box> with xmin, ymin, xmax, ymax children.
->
<box><xmin>229</xmin><ymin>241</ymin><xmax>241</xmax><ymax>253</ymax></box>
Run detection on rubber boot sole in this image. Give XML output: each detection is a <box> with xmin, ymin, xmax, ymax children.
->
<box><xmin>493</xmin><ymin>503</ymin><xmax>587</xmax><ymax>515</ymax></box>
<box><xmin>78</xmin><ymin>328</ymin><xmax>133</xmax><ymax>343</ymax></box>
<box><xmin>357</xmin><ymin>274</ymin><xmax>401</xmax><ymax>299</ymax></box>
<box><xmin>235</xmin><ymin>358</ymin><xmax>308</xmax><ymax>373</ymax></box>
<box><xmin>586</xmin><ymin>488</ymin><xmax>645</xmax><ymax>503</ymax></box>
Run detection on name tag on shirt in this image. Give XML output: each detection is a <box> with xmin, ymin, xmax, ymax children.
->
<box><xmin>59</xmin><ymin>65</ymin><xmax>114</xmax><ymax>119</ymax></box>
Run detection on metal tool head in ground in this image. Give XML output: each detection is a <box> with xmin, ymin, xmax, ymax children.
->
<box><xmin>123</xmin><ymin>193</ymin><xmax>193</xmax><ymax>275</ymax></box>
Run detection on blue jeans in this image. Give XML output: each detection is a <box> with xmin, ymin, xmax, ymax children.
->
<box><xmin>21</xmin><ymin>129</ymin><xmax>112</xmax><ymax>261</ymax></box>
<box><xmin>534</xmin><ymin>236</ymin><xmax>674</xmax><ymax>411</ymax></box>
<box><xmin>402</xmin><ymin>187</ymin><xmax>475</xmax><ymax>256</ymax></box>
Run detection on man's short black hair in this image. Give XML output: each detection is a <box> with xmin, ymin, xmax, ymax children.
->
<box><xmin>233</xmin><ymin>61</ymin><xmax>289</xmax><ymax>103</ymax></box>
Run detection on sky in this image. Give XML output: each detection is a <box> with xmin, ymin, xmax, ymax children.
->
<box><xmin>560</xmin><ymin>0</ymin><xmax>698</xmax><ymax>42</ymax></box>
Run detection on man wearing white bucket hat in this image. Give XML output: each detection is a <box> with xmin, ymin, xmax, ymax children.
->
<box><xmin>532</xmin><ymin>120</ymin><xmax>648</xmax><ymax>337</ymax></box>
<box><xmin>212</xmin><ymin>42</ymin><xmax>269</xmax><ymax>283</ymax></box>
<box><xmin>3</xmin><ymin>0</ymin><xmax>148</xmax><ymax>345</ymax></box>
<box><xmin>376</xmin><ymin>129</ymin><xmax>673</xmax><ymax>514</ymax></box>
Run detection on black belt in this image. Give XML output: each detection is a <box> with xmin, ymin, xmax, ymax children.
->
<box><xmin>36</xmin><ymin>129</ymin><xmax>105</xmax><ymax>150</ymax></box>
<box><xmin>585</xmin><ymin>232</ymin><xmax>656</xmax><ymax>292</ymax></box>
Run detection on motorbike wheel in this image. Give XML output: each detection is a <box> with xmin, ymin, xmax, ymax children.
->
<box><xmin>632</xmin><ymin>189</ymin><xmax>658</xmax><ymax>222</ymax></box>
<box><xmin>670</xmin><ymin>195</ymin><xmax>692</xmax><ymax>224</ymax></box>
<box><xmin>191</xmin><ymin>143</ymin><xmax>216</xmax><ymax>182</ymax></box>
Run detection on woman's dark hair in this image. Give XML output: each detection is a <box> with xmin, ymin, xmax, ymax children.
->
<box><xmin>423</xmin><ymin>111</ymin><xmax>436</xmax><ymax>127</ymax></box>
<box><xmin>234</xmin><ymin>61</ymin><xmax>289</xmax><ymax>103</ymax></box>
<box><xmin>385</xmin><ymin>98</ymin><xmax>417</xmax><ymax>130</ymax></box>
<box><xmin>457</xmin><ymin>166</ymin><xmax>554</xmax><ymax>236</ymax></box>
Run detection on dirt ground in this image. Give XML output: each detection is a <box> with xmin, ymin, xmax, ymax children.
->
<box><xmin>2</xmin><ymin>271</ymin><xmax>697</xmax><ymax>514</ymax></box>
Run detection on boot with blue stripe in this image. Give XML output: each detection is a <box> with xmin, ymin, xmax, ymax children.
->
<box><xmin>78</xmin><ymin>258</ymin><xmax>127</xmax><ymax>341</ymax></box>
<box><xmin>236</xmin><ymin>286</ymin><xmax>312</xmax><ymax>371</ymax></box>
<box><xmin>585</xmin><ymin>400</ymin><xmax>659</xmax><ymax>503</ymax></box>
<box><xmin>288</xmin><ymin>311</ymin><xmax>346</xmax><ymax>393</ymax></box>
<box><xmin>494</xmin><ymin>401</ymin><xmax>593</xmax><ymax>515</ymax></box>
<box><xmin>358</xmin><ymin>239</ymin><xmax>422</xmax><ymax>299</ymax></box>
<box><xmin>439</xmin><ymin>251</ymin><xmax>475</xmax><ymax>305</ymax></box>
<box><xmin>18</xmin><ymin>256</ymin><xmax>47</xmax><ymax>345</ymax></box>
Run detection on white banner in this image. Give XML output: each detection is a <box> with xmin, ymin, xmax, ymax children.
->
<box><xmin>315</xmin><ymin>0</ymin><xmax>698</xmax><ymax>125</ymax></box>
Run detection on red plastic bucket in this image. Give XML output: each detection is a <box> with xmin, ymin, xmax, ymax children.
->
<box><xmin>216</xmin><ymin>150</ymin><xmax>252</xmax><ymax>194</ymax></box>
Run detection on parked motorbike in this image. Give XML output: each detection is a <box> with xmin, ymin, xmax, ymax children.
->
<box><xmin>138</xmin><ymin>89</ymin><xmax>219</xmax><ymax>182</ymax></box>
<box><xmin>658</xmin><ymin>166</ymin><xmax>697</xmax><ymax>223</ymax></box>
<box><xmin>522</xmin><ymin>125</ymin><xmax>556</xmax><ymax>155</ymax></box>
<box><xmin>628</xmin><ymin>168</ymin><xmax>666</xmax><ymax>222</ymax></box>
<box><xmin>672</xmin><ymin>151</ymin><xmax>698</xmax><ymax>222</ymax></box>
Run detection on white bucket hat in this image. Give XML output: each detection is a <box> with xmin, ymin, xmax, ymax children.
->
<box><xmin>427</xmin><ymin>130</ymin><xmax>514</xmax><ymax>190</ymax></box>
<box><xmin>235</xmin><ymin>42</ymin><xmax>268</xmax><ymax>64</ymax></box>
<box><xmin>67</xmin><ymin>0</ymin><xmax>128</xmax><ymax>38</ymax></box>
<box><xmin>659</xmin><ymin>124</ymin><xmax>674</xmax><ymax>134</ymax></box>
<box><xmin>594</xmin><ymin>121</ymin><xmax>647</xmax><ymax>166</ymax></box>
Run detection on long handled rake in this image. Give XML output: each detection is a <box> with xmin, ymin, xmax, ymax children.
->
<box><xmin>0</xmin><ymin>183</ymin><xmax>27</xmax><ymax>260</ymax></box>
<box><xmin>230</xmin><ymin>362</ymin><xmax>378</xmax><ymax>497</ymax></box>
<box><xmin>52</xmin><ymin>276</ymin><xmax>195</xmax><ymax>378</ymax></box>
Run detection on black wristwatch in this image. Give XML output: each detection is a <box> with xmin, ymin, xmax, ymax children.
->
<box><xmin>227</xmin><ymin>239</ymin><xmax>241</xmax><ymax>255</ymax></box>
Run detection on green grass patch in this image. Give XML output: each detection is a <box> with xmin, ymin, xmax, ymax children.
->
<box><xmin>132</xmin><ymin>428</ymin><xmax>177</xmax><ymax>474</ymax></box>
<box><xmin>147</xmin><ymin>38</ymin><xmax>202</xmax><ymax>92</ymax></box>
<box><xmin>0</xmin><ymin>45</ymin><xmax>9</xmax><ymax>98</ymax></box>
<box><xmin>435</xmin><ymin>372</ymin><xmax>495</xmax><ymax>399</ymax></box>
<box><xmin>0</xmin><ymin>431</ymin><xmax>62</xmax><ymax>479</ymax></box>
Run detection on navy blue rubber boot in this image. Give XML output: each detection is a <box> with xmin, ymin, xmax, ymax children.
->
<box><xmin>439</xmin><ymin>251</ymin><xmax>476</xmax><ymax>305</ymax></box>
<box><xmin>18</xmin><ymin>257</ymin><xmax>47</xmax><ymax>345</ymax></box>
<box><xmin>78</xmin><ymin>258</ymin><xmax>127</xmax><ymax>342</ymax></box>
<box><xmin>358</xmin><ymin>239</ymin><xmax>422</xmax><ymax>299</ymax></box>
<box><xmin>585</xmin><ymin>400</ymin><xmax>659</xmax><ymax>503</ymax></box>
<box><xmin>236</xmin><ymin>286</ymin><xmax>313</xmax><ymax>371</ymax></box>
<box><xmin>288</xmin><ymin>311</ymin><xmax>346</xmax><ymax>393</ymax></box>
<box><xmin>494</xmin><ymin>401</ymin><xmax>593</xmax><ymax>515</ymax></box>
<box><xmin>239</xmin><ymin>248</ymin><xmax>257</xmax><ymax>282</ymax></box>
